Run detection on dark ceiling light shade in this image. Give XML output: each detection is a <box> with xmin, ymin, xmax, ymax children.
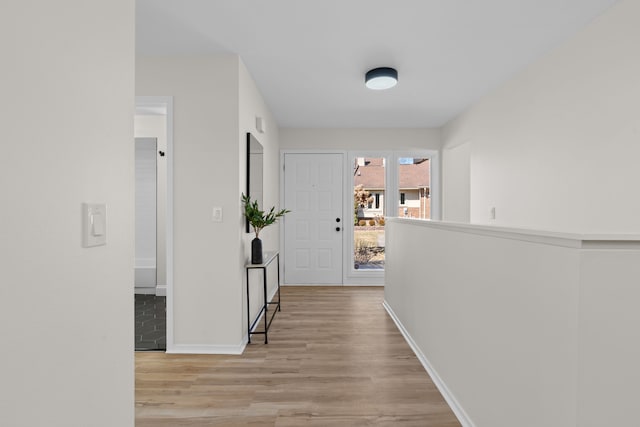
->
<box><xmin>365</xmin><ymin>67</ymin><xmax>398</xmax><ymax>90</ymax></box>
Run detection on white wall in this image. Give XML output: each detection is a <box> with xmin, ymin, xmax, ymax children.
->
<box><xmin>385</xmin><ymin>219</ymin><xmax>640</xmax><ymax>427</ymax></box>
<box><xmin>137</xmin><ymin>55</ymin><xmax>244</xmax><ymax>350</ymax></box>
<box><xmin>385</xmin><ymin>220</ymin><xmax>579</xmax><ymax>427</ymax></box>
<box><xmin>442</xmin><ymin>0</ymin><xmax>640</xmax><ymax>233</ymax></box>
<box><xmin>135</xmin><ymin>115</ymin><xmax>168</xmax><ymax>288</ymax></box>
<box><xmin>281</xmin><ymin>128</ymin><xmax>440</xmax><ymax>151</ymax></box>
<box><xmin>0</xmin><ymin>1</ymin><xmax>134</xmax><ymax>426</ymax></box>
<box><xmin>442</xmin><ymin>142</ymin><xmax>470</xmax><ymax>222</ymax></box>
<box><xmin>136</xmin><ymin>55</ymin><xmax>280</xmax><ymax>350</ymax></box>
<box><xmin>239</xmin><ymin>60</ymin><xmax>282</xmax><ymax>329</ymax></box>
<box><xmin>577</xmin><ymin>248</ymin><xmax>640</xmax><ymax>427</ymax></box>
<box><xmin>239</xmin><ymin>60</ymin><xmax>281</xmax><ymax>254</ymax></box>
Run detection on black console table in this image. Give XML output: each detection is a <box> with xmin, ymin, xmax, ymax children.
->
<box><xmin>246</xmin><ymin>251</ymin><xmax>281</xmax><ymax>344</ymax></box>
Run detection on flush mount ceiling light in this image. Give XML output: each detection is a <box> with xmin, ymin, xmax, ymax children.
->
<box><xmin>365</xmin><ymin>67</ymin><xmax>398</xmax><ymax>90</ymax></box>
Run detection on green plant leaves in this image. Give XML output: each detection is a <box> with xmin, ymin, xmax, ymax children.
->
<box><xmin>242</xmin><ymin>193</ymin><xmax>290</xmax><ymax>238</ymax></box>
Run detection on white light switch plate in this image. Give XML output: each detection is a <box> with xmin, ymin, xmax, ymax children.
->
<box><xmin>82</xmin><ymin>203</ymin><xmax>107</xmax><ymax>247</ymax></box>
<box><xmin>212</xmin><ymin>207</ymin><xmax>223</xmax><ymax>222</ymax></box>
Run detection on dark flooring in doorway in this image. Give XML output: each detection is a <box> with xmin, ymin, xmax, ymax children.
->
<box><xmin>135</xmin><ymin>294</ymin><xmax>166</xmax><ymax>351</ymax></box>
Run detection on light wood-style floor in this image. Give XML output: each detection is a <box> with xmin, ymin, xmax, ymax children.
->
<box><xmin>136</xmin><ymin>286</ymin><xmax>460</xmax><ymax>426</ymax></box>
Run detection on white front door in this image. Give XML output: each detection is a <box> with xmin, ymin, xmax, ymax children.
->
<box><xmin>283</xmin><ymin>153</ymin><xmax>343</xmax><ymax>284</ymax></box>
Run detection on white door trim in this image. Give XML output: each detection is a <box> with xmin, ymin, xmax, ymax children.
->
<box><xmin>280</xmin><ymin>150</ymin><xmax>347</xmax><ymax>285</ymax></box>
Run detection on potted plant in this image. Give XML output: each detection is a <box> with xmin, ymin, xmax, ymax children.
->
<box><xmin>242</xmin><ymin>193</ymin><xmax>290</xmax><ymax>264</ymax></box>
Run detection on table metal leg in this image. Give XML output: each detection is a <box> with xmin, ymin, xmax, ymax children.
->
<box><xmin>246</xmin><ymin>268</ymin><xmax>251</xmax><ymax>344</ymax></box>
<box><xmin>277</xmin><ymin>254</ymin><xmax>281</xmax><ymax>311</ymax></box>
<box><xmin>263</xmin><ymin>267</ymin><xmax>268</xmax><ymax>344</ymax></box>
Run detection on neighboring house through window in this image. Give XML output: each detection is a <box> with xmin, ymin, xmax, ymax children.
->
<box><xmin>351</xmin><ymin>154</ymin><xmax>434</xmax><ymax>272</ymax></box>
<box><xmin>353</xmin><ymin>156</ymin><xmax>431</xmax><ymax>220</ymax></box>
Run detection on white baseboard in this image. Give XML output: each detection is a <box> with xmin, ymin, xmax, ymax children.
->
<box><xmin>281</xmin><ymin>283</ymin><xmax>343</xmax><ymax>286</ymax></box>
<box><xmin>134</xmin><ymin>286</ymin><xmax>166</xmax><ymax>296</ymax></box>
<box><xmin>281</xmin><ymin>283</ymin><xmax>383</xmax><ymax>287</ymax></box>
<box><xmin>344</xmin><ymin>283</ymin><xmax>384</xmax><ymax>287</ymax></box>
<box><xmin>383</xmin><ymin>300</ymin><xmax>475</xmax><ymax>427</ymax></box>
<box><xmin>167</xmin><ymin>343</ymin><xmax>246</xmax><ymax>355</ymax></box>
<box><xmin>268</xmin><ymin>284</ymin><xmax>278</xmax><ymax>302</ymax></box>
<box><xmin>280</xmin><ymin>281</ymin><xmax>384</xmax><ymax>288</ymax></box>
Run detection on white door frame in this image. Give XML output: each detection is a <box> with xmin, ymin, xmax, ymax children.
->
<box><xmin>280</xmin><ymin>149</ymin><xmax>440</xmax><ymax>286</ymax></box>
<box><xmin>135</xmin><ymin>96</ymin><xmax>174</xmax><ymax>351</ymax></box>
<box><xmin>280</xmin><ymin>150</ymin><xmax>347</xmax><ymax>285</ymax></box>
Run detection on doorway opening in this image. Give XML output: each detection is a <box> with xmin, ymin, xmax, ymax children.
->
<box><xmin>134</xmin><ymin>96</ymin><xmax>173</xmax><ymax>351</ymax></box>
<box><xmin>281</xmin><ymin>150</ymin><xmax>439</xmax><ymax>286</ymax></box>
<box><xmin>135</xmin><ymin>137</ymin><xmax>158</xmax><ymax>292</ymax></box>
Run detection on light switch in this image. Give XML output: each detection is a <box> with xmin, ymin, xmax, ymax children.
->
<box><xmin>212</xmin><ymin>207</ymin><xmax>223</xmax><ymax>222</ymax></box>
<box><xmin>83</xmin><ymin>203</ymin><xmax>107</xmax><ymax>247</ymax></box>
<box><xmin>92</xmin><ymin>212</ymin><xmax>105</xmax><ymax>236</ymax></box>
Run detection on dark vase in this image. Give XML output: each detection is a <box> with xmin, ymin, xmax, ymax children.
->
<box><xmin>251</xmin><ymin>237</ymin><xmax>263</xmax><ymax>264</ymax></box>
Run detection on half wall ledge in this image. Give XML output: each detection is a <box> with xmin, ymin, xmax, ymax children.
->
<box><xmin>384</xmin><ymin>218</ymin><xmax>640</xmax><ymax>427</ymax></box>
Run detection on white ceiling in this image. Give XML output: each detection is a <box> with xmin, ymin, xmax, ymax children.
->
<box><xmin>136</xmin><ymin>0</ymin><xmax>619</xmax><ymax>128</ymax></box>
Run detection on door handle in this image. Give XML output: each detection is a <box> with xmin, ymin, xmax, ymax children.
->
<box><xmin>336</xmin><ymin>227</ymin><xmax>341</xmax><ymax>232</ymax></box>
<box><xmin>336</xmin><ymin>218</ymin><xmax>341</xmax><ymax>223</ymax></box>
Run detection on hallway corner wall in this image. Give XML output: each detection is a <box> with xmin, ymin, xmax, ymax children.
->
<box><xmin>1</xmin><ymin>1</ymin><xmax>135</xmax><ymax>425</ymax></box>
<box><xmin>238</xmin><ymin>59</ymin><xmax>282</xmax><ymax>334</ymax></box>
<box><xmin>136</xmin><ymin>54</ymin><xmax>244</xmax><ymax>350</ymax></box>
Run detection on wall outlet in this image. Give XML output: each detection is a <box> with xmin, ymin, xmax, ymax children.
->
<box><xmin>490</xmin><ymin>207</ymin><xmax>496</xmax><ymax>220</ymax></box>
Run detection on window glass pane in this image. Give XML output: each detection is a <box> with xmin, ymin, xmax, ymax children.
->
<box><xmin>353</xmin><ymin>157</ymin><xmax>385</xmax><ymax>270</ymax></box>
<box><xmin>398</xmin><ymin>157</ymin><xmax>430</xmax><ymax>219</ymax></box>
